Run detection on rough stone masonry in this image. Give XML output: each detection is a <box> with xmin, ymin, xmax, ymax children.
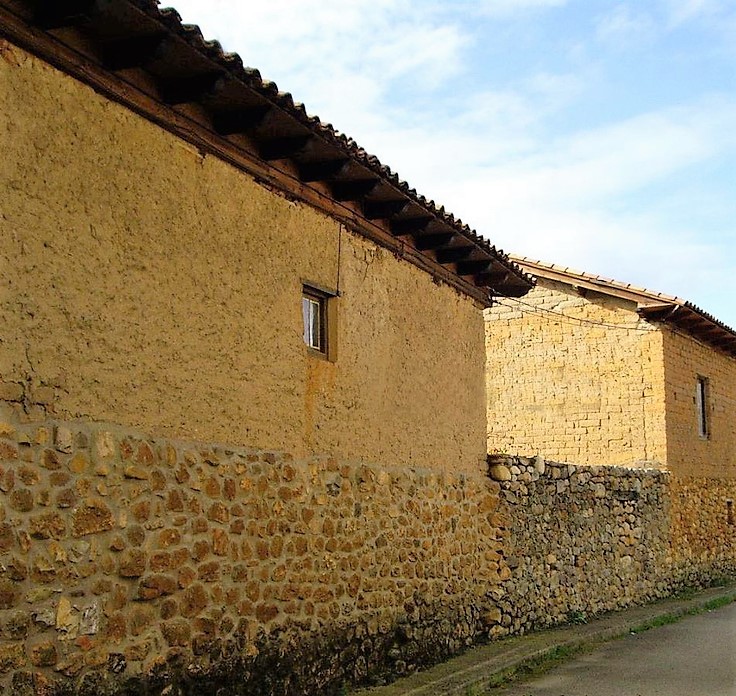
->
<box><xmin>0</xmin><ymin>405</ymin><xmax>734</xmax><ymax>694</ymax></box>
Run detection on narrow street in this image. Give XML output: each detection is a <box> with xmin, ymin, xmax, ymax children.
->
<box><xmin>497</xmin><ymin>601</ymin><xmax>736</xmax><ymax>696</ymax></box>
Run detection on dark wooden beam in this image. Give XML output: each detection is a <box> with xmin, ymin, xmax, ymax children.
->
<box><xmin>100</xmin><ymin>33</ymin><xmax>168</xmax><ymax>71</ymax></box>
<box><xmin>390</xmin><ymin>217</ymin><xmax>433</xmax><ymax>236</ymax></box>
<box><xmin>258</xmin><ymin>135</ymin><xmax>311</xmax><ymax>161</ymax></box>
<box><xmin>34</xmin><ymin>0</ymin><xmax>97</xmax><ymax>29</ymax></box>
<box><xmin>435</xmin><ymin>246</ymin><xmax>474</xmax><ymax>264</ymax></box>
<box><xmin>212</xmin><ymin>105</ymin><xmax>272</xmax><ymax>135</ymax></box>
<box><xmin>363</xmin><ymin>199</ymin><xmax>409</xmax><ymax>220</ymax></box>
<box><xmin>330</xmin><ymin>179</ymin><xmax>379</xmax><ymax>201</ymax></box>
<box><xmin>414</xmin><ymin>232</ymin><xmax>455</xmax><ymax>251</ymax></box>
<box><xmin>456</xmin><ymin>259</ymin><xmax>492</xmax><ymax>276</ymax></box>
<box><xmin>158</xmin><ymin>72</ymin><xmax>224</xmax><ymax>105</ymax></box>
<box><xmin>475</xmin><ymin>270</ymin><xmax>510</xmax><ymax>287</ymax></box>
<box><xmin>639</xmin><ymin>307</ymin><xmax>672</xmax><ymax>321</ymax></box>
<box><xmin>298</xmin><ymin>159</ymin><xmax>349</xmax><ymax>182</ymax></box>
<box><xmin>498</xmin><ymin>283</ymin><xmax>531</xmax><ymax>298</ymax></box>
<box><xmin>673</xmin><ymin>316</ymin><xmax>709</xmax><ymax>329</ymax></box>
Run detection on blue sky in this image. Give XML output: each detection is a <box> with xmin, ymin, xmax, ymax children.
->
<box><xmin>171</xmin><ymin>0</ymin><xmax>735</xmax><ymax>326</ymax></box>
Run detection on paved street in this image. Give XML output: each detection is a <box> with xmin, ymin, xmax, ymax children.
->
<box><xmin>497</xmin><ymin>601</ymin><xmax>736</xmax><ymax>696</ymax></box>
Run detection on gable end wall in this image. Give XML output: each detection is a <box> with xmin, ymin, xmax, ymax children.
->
<box><xmin>485</xmin><ymin>280</ymin><xmax>667</xmax><ymax>466</ymax></box>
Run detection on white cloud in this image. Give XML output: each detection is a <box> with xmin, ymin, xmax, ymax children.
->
<box><xmin>596</xmin><ymin>4</ymin><xmax>657</xmax><ymax>45</ymax></box>
<box><xmin>473</xmin><ymin>0</ymin><xmax>569</xmax><ymax>17</ymax></box>
<box><xmin>663</xmin><ymin>0</ymin><xmax>721</xmax><ymax>26</ymax></box>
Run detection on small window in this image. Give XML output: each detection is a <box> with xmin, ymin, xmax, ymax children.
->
<box><xmin>696</xmin><ymin>376</ymin><xmax>709</xmax><ymax>439</ymax></box>
<box><xmin>302</xmin><ymin>284</ymin><xmax>336</xmax><ymax>357</ymax></box>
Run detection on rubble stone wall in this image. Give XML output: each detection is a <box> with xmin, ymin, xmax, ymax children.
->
<box><xmin>1</xmin><ymin>406</ymin><xmax>734</xmax><ymax>695</ymax></box>
<box><xmin>490</xmin><ymin>456</ymin><xmax>736</xmax><ymax>633</ymax></box>
<box><xmin>0</xmin><ymin>405</ymin><xmax>507</xmax><ymax>695</ymax></box>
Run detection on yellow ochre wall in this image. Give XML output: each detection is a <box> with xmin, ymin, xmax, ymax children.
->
<box><xmin>0</xmin><ymin>42</ymin><xmax>486</xmax><ymax>473</ymax></box>
<box><xmin>661</xmin><ymin>328</ymin><xmax>736</xmax><ymax>478</ymax></box>
<box><xmin>485</xmin><ymin>280</ymin><xmax>668</xmax><ymax>466</ymax></box>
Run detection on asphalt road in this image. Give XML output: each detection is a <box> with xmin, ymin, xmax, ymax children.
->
<box><xmin>497</xmin><ymin>601</ymin><xmax>736</xmax><ymax>696</ymax></box>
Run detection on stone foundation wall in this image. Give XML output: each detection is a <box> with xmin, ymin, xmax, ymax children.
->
<box><xmin>489</xmin><ymin>456</ymin><xmax>673</xmax><ymax>633</ymax></box>
<box><xmin>668</xmin><ymin>476</ymin><xmax>736</xmax><ymax>584</ymax></box>
<box><xmin>1</xmin><ymin>406</ymin><xmax>734</xmax><ymax>694</ymax></box>
<box><xmin>0</xmin><ymin>406</ymin><xmax>507</xmax><ymax>695</ymax></box>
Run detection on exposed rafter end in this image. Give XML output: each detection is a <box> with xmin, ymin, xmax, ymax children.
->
<box><xmin>258</xmin><ymin>135</ymin><xmax>311</xmax><ymax>161</ymax></box>
<box><xmin>212</xmin><ymin>105</ymin><xmax>271</xmax><ymax>135</ymax></box>
<box><xmin>298</xmin><ymin>159</ymin><xmax>349</xmax><ymax>182</ymax></box>
<box><xmin>330</xmin><ymin>179</ymin><xmax>379</xmax><ymax>202</ymax></box>
<box><xmin>390</xmin><ymin>217</ymin><xmax>433</xmax><ymax>236</ymax></box>
<box><xmin>158</xmin><ymin>72</ymin><xmax>223</xmax><ymax>105</ymax></box>
<box><xmin>34</xmin><ymin>0</ymin><xmax>96</xmax><ymax>29</ymax></box>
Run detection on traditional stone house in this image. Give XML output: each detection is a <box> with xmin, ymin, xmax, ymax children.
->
<box><xmin>0</xmin><ymin>1</ymin><xmax>536</xmax><ymax>693</ymax></box>
<box><xmin>485</xmin><ymin>256</ymin><xmax>736</xmax><ymax>474</ymax></box>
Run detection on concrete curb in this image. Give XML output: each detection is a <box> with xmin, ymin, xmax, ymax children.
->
<box><xmin>350</xmin><ymin>584</ymin><xmax>736</xmax><ymax>696</ymax></box>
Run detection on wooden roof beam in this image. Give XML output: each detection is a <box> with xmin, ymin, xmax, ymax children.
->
<box><xmin>414</xmin><ymin>232</ymin><xmax>455</xmax><ymax>251</ymax></box>
<box><xmin>456</xmin><ymin>259</ymin><xmax>492</xmax><ymax>276</ymax></box>
<box><xmin>330</xmin><ymin>179</ymin><xmax>380</xmax><ymax>202</ymax></box>
<box><xmin>362</xmin><ymin>199</ymin><xmax>409</xmax><ymax>220</ymax></box>
<box><xmin>258</xmin><ymin>135</ymin><xmax>312</xmax><ymax>161</ymax></box>
<box><xmin>435</xmin><ymin>245</ymin><xmax>476</xmax><ymax>264</ymax></box>
<box><xmin>390</xmin><ymin>216</ymin><xmax>433</xmax><ymax>237</ymax></box>
<box><xmin>212</xmin><ymin>105</ymin><xmax>272</xmax><ymax>135</ymax></box>
<box><xmin>100</xmin><ymin>33</ymin><xmax>168</xmax><ymax>71</ymax></box>
<box><xmin>35</xmin><ymin>0</ymin><xmax>97</xmax><ymax>29</ymax></box>
<box><xmin>297</xmin><ymin>159</ymin><xmax>349</xmax><ymax>183</ymax></box>
<box><xmin>498</xmin><ymin>282</ymin><xmax>532</xmax><ymax>298</ymax></box>
<box><xmin>475</xmin><ymin>269</ymin><xmax>510</xmax><ymax>288</ymax></box>
<box><xmin>158</xmin><ymin>72</ymin><xmax>224</xmax><ymax>105</ymax></box>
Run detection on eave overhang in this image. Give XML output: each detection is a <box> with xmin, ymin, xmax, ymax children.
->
<box><xmin>0</xmin><ymin>0</ymin><xmax>534</xmax><ymax>306</ymax></box>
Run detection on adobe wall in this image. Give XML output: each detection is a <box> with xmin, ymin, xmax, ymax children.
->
<box><xmin>0</xmin><ymin>39</ymin><xmax>486</xmax><ymax>475</ymax></box>
<box><xmin>661</xmin><ymin>329</ymin><xmax>736</xmax><ymax>477</ymax></box>
<box><xmin>484</xmin><ymin>281</ymin><xmax>667</xmax><ymax>467</ymax></box>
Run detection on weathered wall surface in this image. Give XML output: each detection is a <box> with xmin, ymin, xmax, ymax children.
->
<box><xmin>661</xmin><ymin>329</ymin><xmax>736</xmax><ymax>477</ymax></box>
<box><xmin>485</xmin><ymin>281</ymin><xmax>667</xmax><ymax>466</ymax></box>
<box><xmin>0</xmin><ymin>40</ymin><xmax>486</xmax><ymax>475</ymax></box>
<box><xmin>669</xmin><ymin>476</ymin><xmax>736</xmax><ymax>578</ymax></box>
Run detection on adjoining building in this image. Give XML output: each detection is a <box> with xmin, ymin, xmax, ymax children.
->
<box><xmin>485</xmin><ymin>256</ymin><xmax>736</xmax><ymax>476</ymax></box>
<box><xmin>486</xmin><ymin>257</ymin><xmax>736</xmax><ymax>594</ymax></box>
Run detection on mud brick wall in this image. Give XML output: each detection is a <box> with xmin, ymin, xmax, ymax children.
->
<box><xmin>0</xmin><ymin>408</ymin><xmax>507</xmax><ymax>695</ymax></box>
<box><xmin>484</xmin><ymin>280</ymin><xmax>668</xmax><ymax>468</ymax></box>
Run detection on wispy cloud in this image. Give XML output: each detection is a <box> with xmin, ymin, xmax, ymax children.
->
<box><xmin>596</xmin><ymin>5</ymin><xmax>657</xmax><ymax>46</ymax></box>
<box><xmin>472</xmin><ymin>0</ymin><xmax>570</xmax><ymax>17</ymax></box>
